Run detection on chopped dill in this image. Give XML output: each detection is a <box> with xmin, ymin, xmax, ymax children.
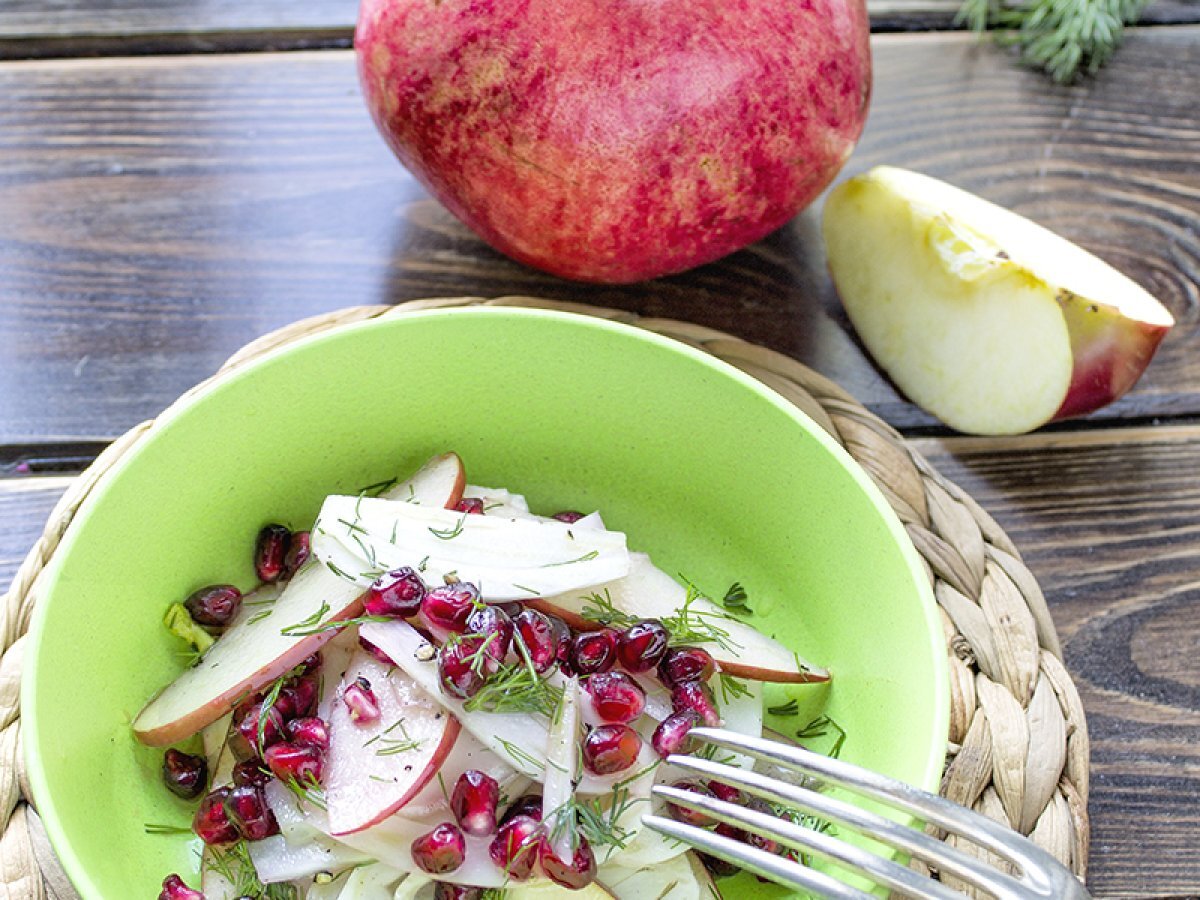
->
<box><xmin>579</xmin><ymin>583</ymin><xmax>742</xmax><ymax>653</ymax></box>
<box><xmin>721</xmin><ymin>581</ymin><xmax>752</xmax><ymax>614</ymax></box>
<box><xmin>462</xmin><ymin>634</ymin><xmax>563</xmax><ymax>718</ymax></box>
<box><xmin>797</xmin><ymin>714</ymin><xmax>847</xmax><ymax>759</ymax></box>
<box><xmin>356</xmin><ymin>475</ymin><xmax>399</xmax><ymax>497</ymax></box>
<box><xmin>337</xmin><ymin>517</ymin><xmax>369</xmax><ymax>536</ymax></box>
<box><xmin>768</xmin><ymin>698</ymin><xmax>800</xmax><ymax>717</ymax></box>
<box><xmin>364</xmin><ymin>717</ymin><xmax>425</xmax><ymax>756</ymax></box>
<box><xmin>281</xmin><ymin>612</ymin><xmax>393</xmax><ymax>638</ymax></box>
<box><xmin>496</xmin><ymin>738</ymin><xmax>542</xmax><ymax>772</ymax></box>
<box><xmin>540</xmin><ymin>549</ymin><xmax>600</xmax><ymax>567</ymax></box>
<box><xmin>717</xmin><ymin>672</ymin><xmax>752</xmax><ymax>705</ymax></box>
<box><xmin>143</xmin><ymin>823</ymin><xmax>191</xmax><ymax>836</ymax></box>
<box><xmin>324</xmin><ymin>560</ymin><xmax>355</xmax><ymax>581</ymax></box>
<box><xmin>207</xmin><ymin>840</ymin><xmax>298</xmax><ymax>899</ymax></box>
<box><xmin>428</xmin><ymin>515</ymin><xmax>467</xmax><ymax>540</ymax></box>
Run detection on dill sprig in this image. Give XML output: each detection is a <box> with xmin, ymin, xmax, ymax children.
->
<box><xmin>540</xmin><ymin>549</ymin><xmax>600</xmax><ymax>568</ymax></box>
<box><xmin>143</xmin><ymin>823</ymin><xmax>192</xmax><ymax>835</ymax></box>
<box><xmin>280</xmin><ymin>612</ymin><xmax>394</xmax><ymax>638</ymax></box>
<box><xmin>496</xmin><ymin>737</ymin><xmax>543</xmax><ymax>771</ymax></box>
<box><xmin>797</xmin><ymin>714</ymin><xmax>847</xmax><ymax>760</ymax></box>
<box><xmin>721</xmin><ymin>581</ymin><xmax>752</xmax><ymax>614</ymax></box>
<box><xmin>579</xmin><ymin>582</ymin><xmax>743</xmax><ymax>653</ymax></box>
<box><xmin>957</xmin><ymin>0</ymin><xmax>1149</xmax><ymax>82</ymax></box>
<box><xmin>546</xmin><ymin>772</ymin><xmax>651</xmax><ymax>859</ymax></box>
<box><xmin>207</xmin><ymin>840</ymin><xmax>298</xmax><ymax>899</ymax></box>
<box><xmin>717</xmin><ymin>672</ymin><xmax>752</xmax><ymax>705</ymax></box>
<box><xmin>462</xmin><ymin>634</ymin><xmax>564</xmax><ymax>718</ymax></box>
<box><xmin>364</xmin><ymin>717</ymin><xmax>425</xmax><ymax>756</ymax></box>
<box><xmin>768</xmin><ymin>698</ymin><xmax>800</xmax><ymax>717</ymax></box>
<box><xmin>428</xmin><ymin>514</ymin><xmax>467</xmax><ymax>540</ymax></box>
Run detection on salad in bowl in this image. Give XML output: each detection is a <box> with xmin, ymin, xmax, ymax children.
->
<box><xmin>138</xmin><ymin>453</ymin><xmax>835</xmax><ymax>900</ymax></box>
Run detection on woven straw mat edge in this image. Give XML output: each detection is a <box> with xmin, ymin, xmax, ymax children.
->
<box><xmin>0</xmin><ymin>297</ymin><xmax>1090</xmax><ymax>899</ymax></box>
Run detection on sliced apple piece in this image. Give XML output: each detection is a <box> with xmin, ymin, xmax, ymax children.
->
<box><xmin>397</xmin><ymin>727</ymin><xmax>524</xmax><ymax>822</ymax></box>
<box><xmin>312</xmin><ymin>494</ymin><xmax>630</xmax><ymax>600</ymax></box>
<box><xmin>823</xmin><ymin>165</ymin><xmax>1174</xmax><ymax>435</ymax></box>
<box><xmin>322</xmin><ymin>646</ymin><xmax>462</xmax><ymax>835</ymax></box>
<box><xmin>530</xmin><ymin>554</ymin><xmax>828</xmax><ymax>684</ymax></box>
<box><xmin>133</xmin><ymin>453</ymin><xmax>465</xmax><ymax>746</ymax></box>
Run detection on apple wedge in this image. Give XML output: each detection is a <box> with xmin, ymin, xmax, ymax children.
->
<box><xmin>530</xmin><ymin>554</ymin><xmax>828</xmax><ymax>684</ymax></box>
<box><xmin>311</xmin><ymin>494</ymin><xmax>631</xmax><ymax>600</ymax></box>
<box><xmin>132</xmin><ymin>453</ymin><xmax>465</xmax><ymax>746</ymax></box>
<box><xmin>823</xmin><ymin>166</ymin><xmax>1174</xmax><ymax>435</ymax></box>
<box><xmin>322</xmin><ymin>646</ymin><xmax>461</xmax><ymax>835</ymax></box>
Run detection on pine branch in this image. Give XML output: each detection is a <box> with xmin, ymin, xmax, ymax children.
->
<box><xmin>957</xmin><ymin>0</ymin><xmax>1151</xmax><ymax>82</ymax></box>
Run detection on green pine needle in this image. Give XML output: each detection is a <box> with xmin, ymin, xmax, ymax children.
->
<box><xmin>957</xmin><ymin>0</ymin><xmax>1150</xmax><ymax>82</ymax></box>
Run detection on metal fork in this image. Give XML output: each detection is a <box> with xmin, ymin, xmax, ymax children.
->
<box><xmin>643</xmin><ymin>727</ymin><xmax>1089</xmax><ymax>900</ymax></box>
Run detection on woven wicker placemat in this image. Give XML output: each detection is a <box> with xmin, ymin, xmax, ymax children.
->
<box><xmin>0</xmin><ymin>297</ymin><xmax>1090</xmax><ymax>899</ymax></box>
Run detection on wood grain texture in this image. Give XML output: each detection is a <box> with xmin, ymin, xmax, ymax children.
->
<box><xmin>0</xmin><ymin>0</ymin><xmax>1196</xmax><ymax>57</ymax></box>
<box><xmin>5</xmin><ymin>424</ymin><xmax>1200</xmax><ymax>893</ymax></box>
<box><xmin>912</xmin><ymin>426</ymin><xmax>1200</xmax><ymax>897</ymax></box>
<box><xmin>1</xmin><ymin>30</ymin><xmax>1199</xmax><ymax>444</ymax></box>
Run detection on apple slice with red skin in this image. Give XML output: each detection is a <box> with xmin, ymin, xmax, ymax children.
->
<box><xmin>132</xmin><ymin>452</ymin><xmax>465</xmax><ymax>746</ymax></box>
<box><xmin>529</xmin><ymin>554</ymin><xmax>828</xmax><ymax>685</ymax></box>
<box><xmin>323</xmin><ymin>646</ymin><xmax>461</xmax><ymax>836</ymax></box>
<box><xmin>823</xmin><ymin>166</ymin><xmax>1175</xmax><ymax>435</ymax></box>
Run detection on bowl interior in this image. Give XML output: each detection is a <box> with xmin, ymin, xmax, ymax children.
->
<box><xmin>23</xmin><ymin>307</ymin><xmax>948</xmax><ymax>898</ymax></box>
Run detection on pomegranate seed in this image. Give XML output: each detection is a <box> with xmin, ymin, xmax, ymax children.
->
<box><xmin>343</xmin><ymin>677</ymin><xmax>381</xmax><ymax>724</ymax></box>
<box><xmin>569</xmin><ymin>630</ymin><xmax>617</xmax><ymax>676</ymax></box>
<box><xmin>455</xmin><ymin>497</ymin><xmax>485</xmax><ymax>514</ymax></box>
<box><xmin>192</xmin><ymin>787</ymin><xmax>239</xmax><ymax>845</ymax></box>
<box><xmin>488</xmin><ymin>815</ymin><xmax>540</xmax><ymax>880</ymax></box>
<box><xmin>651</xmin><ymin>710</ymin><xmax>701</xmax><ymax>758</ymax></box>
<box><xmin>582</xmin><ymin>724</ymin><xmax>641</xmax><ymax>775</ymax></box>
<box><xmin>744</xmin><ymin>798</ymin><xmax>783</xmax><ymax>854</ymax></box>
<box><xmin>671</xmin><ymin>681</ymin><xmax>721</xmax><ymax>726</ymax></box>
<box><xmin>411</xmin><ymin>823</ymin><xmax>466</xmax><ymax>874</ymax></box>
<box><xmin>255</xmin><ymin>524</ymin><xmax>291</xmax><ymax>583</ymax></box>
<box><xmin>231</xmin><ymin>760</ymin><xmax>271</xmax><ymax>788</ymax></box>
<box><xmin>282</xmin><ymin>530</ymin><xmax>311</xmax><ymax>579</ymax></box>
<box><xmin>666</xmin><ymin>780</ymin><xmax>716</xmax><ymax>827</ymax></box>
<box><xmin>286</xmin><ymin>716</ymin><xmax>329</xmax><ymax>751</ymax></box>
<box><xmin>501</xmin><ymin>794</ymin><xmax>544</xmax><ymax>824</ymax></box>
<box><xmin>548</xmin><ymin>615</ymin><xmax>572</xmax><ymax>668</ymax></box>
<box><xmin>225</xmin><ymin>784</ymin><xmax>279</xmax><ymax>841</ymax></box>
<box><xmin>263</xmin><ymin>741</ymin><xmax>324</xmax><ymax>785</ymax></box>
<box><xmin>159</xmin><ymin>874</ymin><xmax>204</xmax><ymax>900</ymax></box>
<box><xmin>451</xmin><ymin>769</ymin><xmax>500</xmax><ymax>836</ymax></box>
<box><xmin>465</xmin><ymin>605</ymin><xmax>513</xmax><ymax>662</ymax></box>
<box><xmin>422</xmin><ymin>583</ymin><xmax>480</xmax><ymax>634</ymax></box>
<box><xmin>276</xmin><ymin>676</ymin><xmax>318</xmax><ymax>719</ymax></box>
<box><xmin>161</xmin><ymin>749</ymin><xmax>207</xmax><ymax>799</ymax></box>
<box><xmin>359</xmin><ymin>636</ymin><xmax>396</xmax><ymax>665</ymax></box>
<box><xmin>235</xmin><ymin>698</ymin><xmax>285</xmax><ymax>753</ymax></box>
<box><xmin>699</xmin><ymin>850</ymin><xmax>741</xmax><ymax>878</ymax></box>
<box><xmin>183</xmin><ymin>584</ymin><xmax>242</xmax><ymax>628</ymax></box>
<box><xmin>513</xmin><ymin>609</ymin><xmax>558</xmax><ymax>673</ymax></box>
<box><xmin>708</xmin><ymin>780</ymin><xmax>742</xmax><ymax>804</ymax></box>
<box><xmin>539</xmin><ymin>836</ymin><xmax>597</xmax><ymax>889</ymax></box>
<box><xmin>438</xmin><ymin>636</ymin><xmax>494</xmax><ymax>699</ymax></box>
<box><xmin>434</xmin><ymin>886</ymin><xmax>481</xmax><ymax>900</ymax></box>
<box><xmin>584</xmin><ymin>672</ymin><xmax>645</xmax><ymax>723</ymax></box>
<box><xmin>364</xmin><ymin>567</ymin><xmax>427</xmax><ymax>618</ymax></box>
<box><xmin>615</xmin><ymin>619</ymin><xmax>670</xmax><ymax>673</ymax></box>
<box><xmin>552</xmin><ymin>510</ymin><xmax>584</xmax><ymax>523</ymax></box>
<box><xmin>658</xmin><ymin>646</ymin><xmax>716</xmax><ymax>687</ymax></box>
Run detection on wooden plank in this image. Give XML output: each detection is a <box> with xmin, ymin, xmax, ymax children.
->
<box><xmin>1</xmin><ymin>29</ymin><xmax>1199</xmax><ymax>444</ymax></box>
<box><xmin>0</xmin><ymin>477</ymin><xmax>70</xmax><ymax>595</ymax></box>
<box><xmin>1</xmin><ymin>0</ymin><xmax>1196</xmax><ymax>58</ymax></box>
<box><xmin>4</xmin><ymin>424</ymin><xmax>1200</xmax><ymax>892</ymax></box>
<box><xmin>912</xmin><ymin>426</ymin><xmax>1200</xmax><ymax>896</ymax></box>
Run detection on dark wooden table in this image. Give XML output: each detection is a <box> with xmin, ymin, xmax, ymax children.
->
<box><xmin>2</xmin><ymin>2</ymin><xmax>1199</xmax><ymax>896</ymax></box>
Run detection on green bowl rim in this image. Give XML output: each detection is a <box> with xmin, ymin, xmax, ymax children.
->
<box><xmin>21</xmin><ymin>305</ymin><xmax>950</xmax><ymax>896</ymax></box>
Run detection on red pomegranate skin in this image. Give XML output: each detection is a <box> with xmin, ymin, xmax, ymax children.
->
<box><xmin>355</xmin><ymin>0</ymin><xmax>870</xmax><ymax>284</ymax></box>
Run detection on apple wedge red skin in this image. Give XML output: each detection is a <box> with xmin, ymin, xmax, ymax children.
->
<box><xmin>524</xmin><ymin>599</ymin><xmax>829</xmax><ymax>685</ymax></box>
<box><xmin>356</xmin><ymin>0</ymin><xmax>871</xmax><ymax>283</ymax></box>
<box><xmin>1054</xmin><ymin>316</ymin><xmax>1172</xmax><ymax>421</ymax></box>
<box><xmin>133</xmin><ymin>453</ymin><xmax>465</xmax><ymax>748</ymax></box>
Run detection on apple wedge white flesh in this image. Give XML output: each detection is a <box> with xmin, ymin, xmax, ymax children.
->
<box><xmin>248</xmin><ymin>833</ymin><xmax>370</xmax><ymax>885</ymax></box>
<box><xmin>322</xmin><ymin>647</ymin><xmax>462</xmax><ymax>836</ymax></box>
<box><xmin>132</xmin><ymin>453</ymin><xmax>465</xmax><ymax>746</ymax></box>
<box><xmin>600</xmin><ymin>850</ymin><xmax>718</xmax><ymax>900</ymax></box>
<box><xmin>359</xmin><ymin>619</ymin><xmax>644</xmax><ymax>794</ymax></box>
<box><xmin>531</xmin><ymin>554</ymin><xmax>828</xmax><ymax>684</ymax></box>
<box><xmin>823</xmin><ymin>166</ymin><xmax>1175</xmax><ymax>435</ymax></box>
<box><xmin>396</xmin><ymin>727</ymin><xmax>523</xmax><ymax>821</ymax></box>
<box><xmin>542</xmin><ymin>678</ymin><xmax>581</xmax><ymax>864</ymax></box>
<box><xmin>312</xmin><ymin>495</ymin><xmax>631</xmax><ymax>601</ymax></box>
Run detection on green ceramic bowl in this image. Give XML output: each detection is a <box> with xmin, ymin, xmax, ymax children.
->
<box><xmin>23</xmin><ymin>307</ymin><xmax>948</xmax><ymax>898</ymax></box>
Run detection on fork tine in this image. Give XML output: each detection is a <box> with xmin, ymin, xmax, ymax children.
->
<box><xmin>641</xmin><ymin>813</ymin><xmax>877</xmax><ymax>900</ymax></box>
<box><xmin>666</xmin><ymin>754</ymin><xmax>1030</xmax><ymax>898</ymax></box>
<box><xmin>653</xmin><ymin>783</ymin><xmax>969</xmax><ymax>900</ymax></box>
<box><xmin>686</xmin><ymin>727</ymin><xmax>1048</xmax><ymax>874</ymax></box>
